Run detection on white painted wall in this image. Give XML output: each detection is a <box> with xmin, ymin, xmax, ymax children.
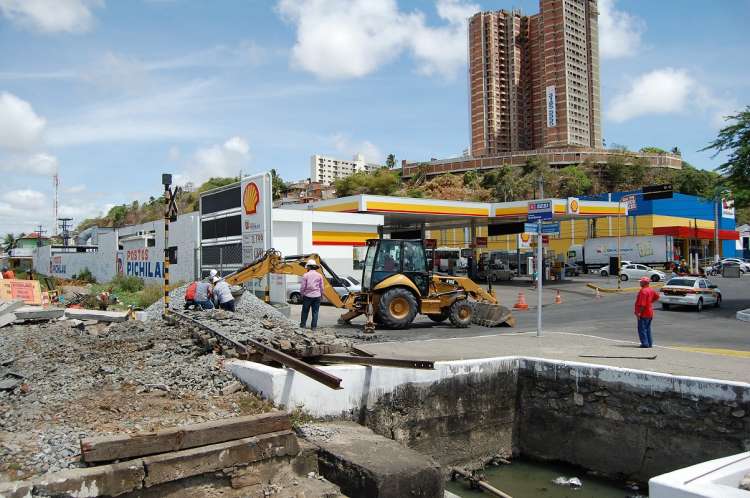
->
<box><xmin>650</xmin><ymin>452</ymin><xmax>750</xmax><ymax>497</ymax></box>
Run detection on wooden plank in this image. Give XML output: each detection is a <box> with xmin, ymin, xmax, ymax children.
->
<box><xmin>142</xmin><ymin>430</ymin><xmax>299</xmax><ymax>487</ymax></box>
<box><xmin>81</xmin><ymin>411</ymin><xmax>291</xmax><ymax>463</ymax></box>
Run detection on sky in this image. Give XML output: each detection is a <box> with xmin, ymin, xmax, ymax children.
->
<box><xmin>0</xmin><ymin>0</ymin><xmax>748</xmax><ymax>236</ymax></box>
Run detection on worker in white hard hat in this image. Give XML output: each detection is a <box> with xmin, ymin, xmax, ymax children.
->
<box><xmin>212</xmin><ymin>276</ymin><xmax>235</xmax><ymax>312</ymax></box>
<box><xmin>299</xmin><ymin>259</ymin><xmax>323</xmax><ymax>330</ymax></box>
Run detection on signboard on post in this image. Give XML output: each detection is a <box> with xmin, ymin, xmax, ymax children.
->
<box><xmin>474</xmin><ymin>236</ymin><xmax>487</xmax><ymax>248</ymax></box>
<box><xmin>241</xmin><ymin>172</ymin><xmax>273</xmax><ymax>265</ymax></box>
<box><xmin>722</xmin><ymin>197</ymin><xmax>735</xmax><ymax>219</ymax></box>
<box><xmin>541</xmin><ymin>222</ymin><xmax>560</xmax><ymax>235</ymax></box>
<box><xmin>528</xmin><ymin>200</ymin><xmax>553</xmax><ymax>222</ymax></box>
<box><xmin>524</xmin><ymin>223</ymin><xmax>537</xmax><ymax>234</ymax></box>
<box><xmin>518</xmin><ymin>233</ymin><xmax>532</xmax><ymax>249</ymax></box>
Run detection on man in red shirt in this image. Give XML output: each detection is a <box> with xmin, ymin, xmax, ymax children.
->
<box><xmin>634</xmin><ymin>276</ymin><xmax>660</xmax><ymax>348</ymax></box>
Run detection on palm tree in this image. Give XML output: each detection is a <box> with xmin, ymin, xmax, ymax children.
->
<box><xmin>3</xmin><ymin>233</ymin><xmax>16</xmax><ymax>252</ymax></box>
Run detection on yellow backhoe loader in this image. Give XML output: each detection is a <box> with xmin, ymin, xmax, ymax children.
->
<box><xmin>224</xmin><ymin>238</ymin><xmax>514</xmax><ymax>332</ymax></box>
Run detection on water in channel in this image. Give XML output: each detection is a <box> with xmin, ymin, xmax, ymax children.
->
<box><xmin>445</xmin><ymin>459</ymin><xmax>645</xmax><ymax>498</ymax></box>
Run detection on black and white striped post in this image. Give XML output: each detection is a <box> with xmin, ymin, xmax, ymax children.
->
<box><xmin>161</xmin><ymin>174</ymin><xmax>180</xmax><ymax>317</ymax></box>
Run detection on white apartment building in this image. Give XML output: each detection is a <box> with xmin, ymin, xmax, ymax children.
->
<box><xmin>310</xmin><ymin>153</ymin><xmax>382</xmax><ymax>185</ymax></box>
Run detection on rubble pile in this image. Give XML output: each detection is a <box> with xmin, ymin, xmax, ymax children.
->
<box><xmin>148</xmin><ymin>285</ymin><xmax>354</xmax><ymax>355</ymax></box>
<box><xmin>0</xmin><ymin>318</ymin><xmax>272</xmax><ymax>480</ymax></box>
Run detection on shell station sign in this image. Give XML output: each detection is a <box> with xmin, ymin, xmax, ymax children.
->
<box><xmin>241</xmin><ymin>172</ymin><xmax>273</xmax><ymax>265</ymax></box>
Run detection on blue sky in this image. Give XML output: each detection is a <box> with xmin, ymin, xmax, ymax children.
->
<box><xmin>0</xmin><ymin>0</ymin><xmax>748</xmax><ymax>235</ymax></box>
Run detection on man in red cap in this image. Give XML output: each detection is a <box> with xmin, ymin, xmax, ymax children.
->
<box><xmin>634</xmin><ymin>276</ymin><xmax>660</xmax><ymax>348</ymax></box>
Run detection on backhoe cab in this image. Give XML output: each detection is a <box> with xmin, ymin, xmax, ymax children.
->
<box><xmin>353</xmin><ymin>239</ymin><xmax>513</xmax><ymax>330</ymax></box>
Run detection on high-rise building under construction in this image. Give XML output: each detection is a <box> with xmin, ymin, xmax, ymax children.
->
<box><xmin>469</xmin><ymin>0</ymin><xmax>602</xmax><ymax>157</ymax></box>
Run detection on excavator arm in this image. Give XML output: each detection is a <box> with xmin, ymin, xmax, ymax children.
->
<box><xmin>431</xmin><ymin>274</ymin><xmax>498</xmax><ymax>304</ymax></box>
<box><xmin>223</xmin><ymin>250</ymin><xmax>346</xmax><ymax>308</ymax></box>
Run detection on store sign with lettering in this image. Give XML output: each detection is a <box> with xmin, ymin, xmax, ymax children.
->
<box><xmin>49</xmin><ymin>255</ymin><xmax>66</xmax><ymax>274</ymax></box>
<box><xmin>125</xmin><ymin>248</ymin><xmax>163</xmax><ymax>278</ymax></box>
<box><xmin>241</xmin><ymin>172</ymin><xmax>273</xmax><ymax>265</ymax></box>
<box><xmin>546</xmin><ymin>86</ymin><xmax>557</xmax><ymax>128</ymax></box>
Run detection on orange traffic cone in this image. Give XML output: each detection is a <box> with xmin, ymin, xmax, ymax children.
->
<box><xmin>554</xmin><ymin>290</ymin><xmax>562</xmax><ymax>304</ymax></box>
<box><xmin>514</xmin><ymin>291</ymin><xmax>529</xmax><ymax>310</ymax></box>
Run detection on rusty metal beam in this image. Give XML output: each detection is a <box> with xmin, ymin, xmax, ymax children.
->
<box><xmin>169</xmin><ymin>311</ymin><xmax>343</xmax><ymax>390</ymax></box>
<box><xmin>317</xmin><ymin>354</ymin><xmax>434</xmax><ymax>370</ymax></box>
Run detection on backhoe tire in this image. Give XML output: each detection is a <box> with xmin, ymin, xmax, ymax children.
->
<box><xmin>449</xmin><ymin>300</ymin><xmax>473</xmax><ymax>328</ymax></box>
<box><xmin>377</xmin><ymin>288</ymin><xmax>418</xmax><ymax>329</ymax></box>
<box><xmin>427</xmin><ymin>311</ymin><xmax>450</xmax><ymax>323</ymax></box>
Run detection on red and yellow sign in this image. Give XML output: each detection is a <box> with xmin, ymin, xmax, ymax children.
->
<box><xmin>243</xmin><ymin>182</ymin><xmax>260</xmax><ymax>215</ymax></box>
<box><xmin>0</xmin><ymin>279</ymin><xmax>43</xmax><ymax>305</ymax></box>
<box><xmin>312</xmin><ymin>231</ymin><xmax>376</xmax><ymax>246</ymax></box>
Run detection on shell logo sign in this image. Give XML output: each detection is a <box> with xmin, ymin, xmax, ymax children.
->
<box><xmin>567</xmin><ymin>197</ymin><xmax>580</xmax><ymax>215</ymax></box>
<box><xmin>519</xmin><ymin>232</ymin><xmax>532</xmax><ymax>249</ymax></box>
<box><xmin>243</xmin><ymin>182</ymin><xmax>260</xmax><ymax>215</ymax></box>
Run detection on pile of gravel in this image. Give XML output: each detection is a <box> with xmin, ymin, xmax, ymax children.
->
<box><xmin>0</xmin><ymin>318</ymin><xmax>265</xmax><ymax>478</ymax></box>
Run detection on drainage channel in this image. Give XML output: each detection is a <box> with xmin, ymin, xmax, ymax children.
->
<box><xmin>446</xmin><ymin>458</ymin><xmax>642</xmax><ymax>497</ymax></box>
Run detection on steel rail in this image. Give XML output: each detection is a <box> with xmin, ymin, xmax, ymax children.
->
<box><xmin>169</xmin><ymin>310</ymin><xmax>343</xmax><ymax>390</ymax></box>
<box><xmin>317</xmin><ymin>354</ymin><xmax>434</xmax><ymax>370</ymax></box>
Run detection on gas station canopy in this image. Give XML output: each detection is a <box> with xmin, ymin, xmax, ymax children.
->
<box><xmin>298</xmin><ymin>194</ymin><xmax>626</xmax><ymax>233</ymax></box>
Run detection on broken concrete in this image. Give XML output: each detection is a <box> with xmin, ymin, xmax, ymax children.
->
<box><xmin>63</xmin><ymin>308</ymin><xmax>129</xmax><ymax>322</ymax></box>
<box><xmin>303</xmin><ymin>422</ymin><xmax>443</xmax><ymax>498</ymax></box>
<box><xmin>0</xmin><ymin>300</ymin><xmax>24</xmax><ymax>316</ymax></box>
<box><xmin>13</xmin><ymin>306</ymin><xmax>65</xmax><ymax>321</ymax></box>
<box><xmin>0</xmin><ymin>313</ymin><xmax>17</xmax><ymax>328</ymax></box>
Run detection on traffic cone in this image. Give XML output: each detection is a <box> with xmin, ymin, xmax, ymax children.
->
<box><xmin>554</xmin><ymin>290</ymin><xmax>562</xmax><ymax>304</ymax></box>
<box><xmin>514</xmin><ymin>291</ymin><xmax>529</xmax><ymax>310</ymax></box>
<box><xmin>595</xmin><ymin>287</ymin><xmax>602</xmax><ymax>300</ymax></box>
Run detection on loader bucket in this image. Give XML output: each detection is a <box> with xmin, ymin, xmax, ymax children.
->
<box><xmin>472</xmin><ymin>302</ymin><xmax>515</xmax><ymax>327</ymax></box>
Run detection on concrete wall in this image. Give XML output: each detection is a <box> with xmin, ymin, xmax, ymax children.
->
<box><xmin>228</xmin><ymin>356</ymin><xmax>750</xmax><ymax>483</ymax></box>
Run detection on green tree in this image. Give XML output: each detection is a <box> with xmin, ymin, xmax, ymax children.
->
<box><xmin>2</xmin><ymin>233</ymin><xmax>16</xmax><ymax>251</ymax></box>
<box><xmin>385</xmin><ymin>154</ymin><xmax>396</xmax><ymax>169</ymax></box>
<box><xmin>107</xmin><ymin>205</ymin><xmax>129</xmax><ymax>227</ymax></box>
<box><xmin>605</xmin><ymin>154</ymin><xmax>629</xmax><ymax>190</ymax></box>
<box><xmin>463</xmin><ymin>170</ymin><xmax>479</xmax><ymax>187</ymax></box>
<box><xmin>639</xmin><ymin>146</ymin><xmax>668</xmax><ymax>154</ymax></box>
<box><xmin>334</xmin><ymin>169</ymin><xmax>400</xmax><ymax>197</ymax></box>
<box><xmin>702</xmin><ymin>106</ymin><xmax>750</xmax><ymax>207</ymax></box>
<box><xmin>673</xmin><ymin>162</ymin><xmax>721</xmax><ymax>198</ymax></box>
<box><xmin>629</xmin><ymin>157</ymin><xmax>648</xmax><ymax>187</ymax></box>
<box><xmin>270</xmin><ymin>169</ymin><xmax>286</xmax><ymax>200</ymax></box>
<box><xmin>557</xmin><ymin>165</ymin><xmax>593</xmax><ymax>197</ymax></box>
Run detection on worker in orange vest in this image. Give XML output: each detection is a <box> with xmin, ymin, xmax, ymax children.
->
<box><xmin>2</xmin><ymin>266</ymin><xmax>15</xmax><ymax>279</ymax></box>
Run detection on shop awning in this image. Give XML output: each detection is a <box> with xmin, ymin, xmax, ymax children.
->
<box><xmin>654</xmin><ymin>226</ymin><xmax>739</xmax><ymax>240</ymax></box>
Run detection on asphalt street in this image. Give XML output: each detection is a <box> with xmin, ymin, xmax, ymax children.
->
<box><xmin>290</xmin><ymin>274</ymin><xmax>750</xmax><ymax>351</ymax></box>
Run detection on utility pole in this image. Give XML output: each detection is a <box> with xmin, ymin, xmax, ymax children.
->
<box><xmin>35</xmin><ymin>225</ymin><xmax>46</xmax><ymax>247</ymax></box>
<box><xmin>537</xmin><ymin>175</ymin><xmax>544</xmax><ymax>338</ymax></box>
<box><xmin>58</xmin><ymin>218</ymin><xmax>72</xmax><ymax>247</ymax></box>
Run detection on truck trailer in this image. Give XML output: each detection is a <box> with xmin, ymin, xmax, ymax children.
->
<box><xmin>570</xmin><ymin>235</ymin><xmax>675</xmax><ymax>271</ymax></box>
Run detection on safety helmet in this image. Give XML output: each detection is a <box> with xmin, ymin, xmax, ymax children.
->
<box><xmin>305</xmin><ymin>259</ymin><xmax>318</xmax><ymax>268</ymax></box>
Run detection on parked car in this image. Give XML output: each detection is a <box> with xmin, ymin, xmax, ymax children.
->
<box><xmin>553</xmin><ymin>263</ymin><xmax>580</xmax><ymax>278</ymax></box>
<box><xmin>660</xmin><ymin>277</ymin><xmax>721</xmax><ymax>312</ymax></box>
<box><xmin>599</xmin><ymin>261</ymin><xmax>632</xmax><ymax>277</ymax></box>
<box><xmin>720</xmin><ymin>258</ymin><xmax>750</xmax><ymax>273</ymax></box>
<box><xmin>287</xmin><ymin>275</ymin><xmax>361</xmax><ymax>304</ymax></box>
<box><xmin>619</xmin><ymin>264</ymin><xmax>666</xmax><ymax>282</ymax></box>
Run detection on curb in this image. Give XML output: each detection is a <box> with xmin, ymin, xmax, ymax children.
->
<box><xmin>586</xmin><ymin>282</ymin><xmax>665</xmax><ymax>294</ymax></box>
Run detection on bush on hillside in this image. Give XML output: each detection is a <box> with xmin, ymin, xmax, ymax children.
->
<box><xmin>111</xmin><ymin>274</ymin><xmax>145</xmax><ymax>293</ymax></box>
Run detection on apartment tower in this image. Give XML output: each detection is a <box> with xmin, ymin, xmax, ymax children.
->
<box><xmin>469</xmin><ymin>0</ymin><xmax>602</xmax><ymax>157</ymax></box>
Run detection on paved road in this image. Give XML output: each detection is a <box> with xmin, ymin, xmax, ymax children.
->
<box><xmin>289</xmin><ymin>275</ymin><xmax>750</xmax><ymax>351</ymax></box>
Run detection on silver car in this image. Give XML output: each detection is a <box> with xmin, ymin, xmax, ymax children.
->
<box><xmin>287</xmin><ymin>275</ymin><xmax>361</xmax><ymax>304</ymax></box>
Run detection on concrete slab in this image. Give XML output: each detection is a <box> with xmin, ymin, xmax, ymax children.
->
<box><xmin>357</xmin><ymin>331</ymin><xmax>750</xmax><ymax>383</ymax></box>
<box><xmin>13</xmin><ymin>306</ymin><xmax>65</xmax><ymax>321</ymax></box>
<box><xmin>0</xmin><ymin>312</ymin><xmax>17</xmax><ymax>328</ymax></box>
<box><xmin>64</xmin><ymin>308</ymin><xmax>129</xmax><ymax>322</ymax></box>
<box><xmin>304</xmin><ymin>422</ymin><xmax>443</xmax><ymax>498</ymax></box>
<box><xmin>0</xmin><ymin>300</ymin><xmax>25</xmax><ymax>316</ymax></box>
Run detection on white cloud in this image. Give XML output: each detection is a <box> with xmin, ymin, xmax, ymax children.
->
<box><xmin>174</xmin><ymin>136</ymin><xmax>251</xmax><ymax>186</ymax></box>
<box><xmin>0</xmin><ymin>152</ymin><xmax>58</xmax><ymax>175</ymax></box>
<box><xmin>598</xmin><ymin>0</ymin><xmax>644</xmax><ymax>59</ymax></box>
<box><xmin>1</xmin><ymin>189</ymin><xmax>47</xmax><ymax>209</ymax></box>
<box><xmin>608</xmin><ymin>68</ymin><xmax>694</xmax><ymax>122</ymax></box>
<box><xmin>63</xmin><ymin>184</ymin><xmax>86</xmax><ymax>194</ymax></box>
<box><xmin>277</xmin><ymin>0</ymin><xmax>477</xmax><ymax>80</ymax></box>
<box><xmin>332</xmin><ymin>133</ymin><xmax>383</xmax><ymax>164</ymax></box>
<box><xmin>607</xmin><ymin>67</ymin><xmax>740</xmax><ymax>128</ymax></box>
<box><xmin>0</xmin><ymin>92</ymin><xmax>47</xmax><ymax>151</ymax></box>
<box><xmin>0</xmin><ymin>0</ymin><xmax>102</xmax><ymax>34</ymax></box>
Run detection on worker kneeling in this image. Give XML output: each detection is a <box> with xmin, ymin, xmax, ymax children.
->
<box><xmin>300</xmin><ymin>259</ymin><xmax>323</xmax><ymax>331</ymax></box>
<box><xmin>184</xmin><ymin>280</ymin><xmax>214</xmax><ymax>310</ymax></box>
<box><xmin>212</xmin><ymin>276</ymin><xmax>235</xmax><ymax>312</ymax></box>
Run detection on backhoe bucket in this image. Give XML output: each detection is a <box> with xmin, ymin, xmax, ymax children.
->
<box><xmin>472</xmin><ymin>302</ymin><xmax>515</xmax><ymax>327</ymax></box>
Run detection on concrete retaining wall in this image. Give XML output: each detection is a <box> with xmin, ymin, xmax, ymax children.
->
<box><xmin>228</xmin><ymin>356</ymin><xmax>750</xmax><ymax>482</ymax></box>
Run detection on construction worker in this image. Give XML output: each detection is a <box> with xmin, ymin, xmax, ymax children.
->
<box><xmin>2</xmin><ymin>266</ymin><xmax>15</xmax><ymax>279</ymax></box>
<box><xmin>634</xmin><ymin>276</ymin><xmax>659</xmax><ymax>348</ymax></box>
<box><xmin>193</xmin><ymin>280</ymin><xmax>214</xmax><ymax>310</ymax></box>
<box><xmin>299</xmin><ymin>259</ymin><xmax>323</xmax><ymax>331</ymax></box>
<box><xmin>212</xmin><ymin>276</ymin><xmax>235</xmax><ymax>312</ymax></box>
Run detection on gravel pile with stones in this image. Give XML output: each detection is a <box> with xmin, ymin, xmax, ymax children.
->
<box><xmin>0</xmin><ymin>318</ymin><xmax>272</xmax><ymax>480</ymax></box>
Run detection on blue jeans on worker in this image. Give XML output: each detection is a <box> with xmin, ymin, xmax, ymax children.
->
<box><xmin>194</xmin><ymin>300</ymin><xmax>214</xmax><ymax>310</ymax></box>
<box><xmin>300</xmin><ymin>296</ymin><xmax>321</xmax><ymax>330</ymax></box>
<box><xmin>637</xmin><ymin>317</ymin><xmax>653</xmax><ymax>347</ymax></box>
<box><xmin>219</xmin><ymin>300</ymin><xmax>235</xmax><ymax>312</ymax></box>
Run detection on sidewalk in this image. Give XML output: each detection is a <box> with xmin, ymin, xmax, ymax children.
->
<box><xmin>356</xmin><ymin>331</ymin><xmax>750</xmax><ymax>384</ymax></box>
